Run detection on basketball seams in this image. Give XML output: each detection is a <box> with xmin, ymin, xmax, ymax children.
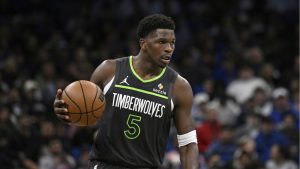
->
<box><xmin>72</xmin><ymin>114</ymin><xmax>83</xmax><ymax>123</ymax></box>
<box><xmin>92</xmin><ymin>104</ymin><xmax>105</xmax><ymax>119</ymax></box>
<box><xmin>91</xmin><ymin>103</ymin><xmax>105</xmax><ymax>118</ymax></box>
<box><xmin>91</xmin><ymin>84</ymin><xmax>99</xmax><ymax>119</ymax></box>
<box><xmin>63</xmin><ymin>90</ymin><xmax>83</xmax><ymax>123</ymax></box>
<box><xmin>67</xmin><ymin>104</ymin><xmax>105</xmax><ymax>115</ymax></box>
<box><xmin>79</xmin><ymin>81</ymin><xmax>89</xmax><ymax>126</ymax></box>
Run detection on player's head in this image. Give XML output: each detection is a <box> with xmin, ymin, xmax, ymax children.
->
<box><xmin>137</xmin><ymin>14</ymin><xmax>176</xmax><ymax>67</ymax></box>
<box><xmin>137</xmin><ymin>14</ymin><xmax>175</xmax><ymax>39</ymax></box>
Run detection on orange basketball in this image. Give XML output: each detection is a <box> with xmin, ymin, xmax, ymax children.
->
<box><xmin>61</xmin><ymin>80</ymin><xmax>105</xmax><ymax>126</ymax></box>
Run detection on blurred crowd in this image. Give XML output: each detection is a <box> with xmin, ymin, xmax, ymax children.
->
<box><xmin>0</xmin><ymin>0</ymin><xmax>298</xmax><ymax>169</ymax></box>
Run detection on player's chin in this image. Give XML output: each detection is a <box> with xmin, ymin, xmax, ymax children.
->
<box><xmin>158</xmin><ymin>62</ymin><xmax>169</xmax><ymax>68</ymax></box>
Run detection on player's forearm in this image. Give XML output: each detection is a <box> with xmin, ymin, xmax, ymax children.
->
<box><xmin>179</xmin><ymin>143</ymin><xmax>199</xmax><ymax>169</ymax></box>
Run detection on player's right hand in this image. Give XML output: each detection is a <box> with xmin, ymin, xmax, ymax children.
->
<box><xmin>53</xmin><ymin>89</ymin><xmax>70</xmax><ymax>122</ymax></box>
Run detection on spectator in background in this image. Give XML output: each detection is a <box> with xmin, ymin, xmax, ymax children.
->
<box><xmin>38</xmin><ymin>62</ymin><xmax>57</xmax><ymax>107</ymax></box>
<box><xmin>278</xmin><ymin>114</ymin><xmax>299</xmax><ymax>162</ymax></box>
<box><xmin>66</xmin><ymin>47</ymin><xmax>94</xmax><ymax>81</ymax></box>
<box><xmin>235</xmin><ymin>113</ymin><xmax>260</xmax><ymax>138</ymax></box>
<box><xmin>242</xmin><ymin>46</ymin><xmax>265</xmax><ymax>72</ymax></box>
<box><xmin>77</xmin><ymin>146</ymin><xmax>90</xmax><ymax>169</ymax></box>
<box><xmin>213</xmin><ymin>57</ymin><xmax>237</xmax><ymax>87</ymax></box>
<box><xmin>233</xmin><ymin>136</ymin><xmax>262</xmax><ymax>169</ymax></box>
<box><xmin>234</xmin><ymin>136</ymin><xmax>258</xmax><ymax>160</ymax></box>
<box><xmin>192</xmin><ymin>93</ymin><xmax>210</xmax><ymax>126</ymax></box>
<box><xmin>178</xmin><ymin>52</ymin><xmax>209</xmax><ymax>91</ymax></box>
<box><xmin>205</xmin><ymin>153</ymin><xmax>222</xmax><ymax>169</ymax></box>
<box><xmin>288</xmin><ymin>78</ymin><xmax>300</xmax><ymax>127</ymax></box>
<box><xmin>289</xmin><ymin>77</ymin><xmax>299</xmax><ymax>111</ymax></box>
<box><xmin>236</xmin><ymin>97</ymin><xmax>256</xmax><ymax>127</ymax></box>
<box><xmin>266</xmin><ymin>144</ymin><xmax>298</xmax><ymax>169</ymax></box>
<box><xmin>252</xmin><ymin>87</ymin><xmax>273</xmax><ymax>117</ymax></box>
<box><xmin>19</xmin><ymin>153</ymin><xmax>38</xmax><ymax>169</ymax></box>
<box><xmin>2</xmin><ymin>56</ymin><xmax>20</xmax><ymax>87</ymax></box>
<box><xmin>206</xmin><ymin>125</ymin><xmax>237</xmax><ymax>167</ymax></box>
<box><xmin>39</xmin><ymin>120</ymin><xmax>57</xmax><ymax>150</ymax></box>
<box><xmin>200</xmin><ymin>78</ymin><xmax>216</xmax><ymax>100</ymax></box>
<box><xmin>7</xmin><ymin>88</ymin><xmax>23</xmax><ymax>117</ymax></box>
<box><xmin>196</xmin><ymin>105</ymin><xmax>221</xmax><ymax>153</ymax></box>
<box><xmin>259</xmin><ymin>63</ymin><xmax>280</xmax><ymax>88</ymax></box>
<box><xmin>255</xmin><ymin>116</ymin><xmax>290</xmax><ymax>162</ymax></box>
<box><xmin>16</xmin><ymin>114</ymin><xmax>41</xmax><ymax>162</ymax></box>
<box><xmin>23</xmin><ymin>80</ymin><xmax>46</xmax><ymax>118</ymax></box>
<box><xmin>70</xmin><ymin>125</ymin><xmax>96</xmax><ymax>163</ymax></box>
<box><xmin>0</xmin><ymin>106</ymin><xmax>16</xmax><ymax>134</ymax></box>
<box><xmin>279</xmin><ymin>114</ymin><xmax>299</xmax><ymax>144</ymax></box>
<box><xmin>39</xmin><ymin>138</ymin><xmax>76</xmax><ymax>169</ymax></box>
<box><xmin>233</xmin><ymin>151</ymin><xmax>263</xmax><ymax>169</ymax></box>
<box><xmin>208</xmin><ymin>90</ymin><xmax>240</xmax><ymax>126</ymax></box>
<box><xmin>269</xmin><ymin>87</ymin><xmax>294</xmax><ymax>126</ymax></box>
<box><xmin>226</xmin><ymin>64</ymin><xmax>271</xmax><ymax>104</ymax></box>
<box><xmin>0</xmin><ymin>106</ymin><xmax>22</xmax><ymax>168</ymax></box>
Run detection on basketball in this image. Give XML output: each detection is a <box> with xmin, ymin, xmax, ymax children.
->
<box><xmin>61</xmin><ymin>80</ymin><xmax>106</xmax><ymax>126</ymax></box>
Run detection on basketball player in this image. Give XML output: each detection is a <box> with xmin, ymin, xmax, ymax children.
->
<box><xmin>54</xmin><ymin>14</ymin><xmax>199</xmax><ymax>169</ymax></box>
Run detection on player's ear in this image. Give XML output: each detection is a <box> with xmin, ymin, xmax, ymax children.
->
<box><xmin>139</xmin><ymin>38</ymin><xmax>146</xmax><ymax>50</ymax></box>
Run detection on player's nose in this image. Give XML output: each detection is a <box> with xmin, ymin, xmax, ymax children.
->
<box><xmin>164</xmin><ymin>43</ymin><xmax>174</xmax><ymax>53</ymax></box>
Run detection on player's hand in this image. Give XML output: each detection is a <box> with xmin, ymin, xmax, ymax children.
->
<box><xmin>53</xmin><ymin>89</ymin><xmax>70</xmax><ymax>122</ymax></box>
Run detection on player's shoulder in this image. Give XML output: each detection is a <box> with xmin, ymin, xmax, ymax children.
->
<box><xmin>101</xmin><ymin>58</ymin><xmax>117</xmax><ymax>67</ymax></box>
<box><xmin>174</xmin><ymin>74</ymin><xmax>191</xmax><ymax>90</ymax></box>
<box><xmin>91</xmin><ymin>57</ymin><xmax>125</xmax><ymax>87</ymax></box>
<box><xmin>172</xmin><ymin>73</ymin><xmax>193</xmax><ymax>105</ymax></box>
<box><xmin>114</xmin><ymin>56</ymin><xmax>129</xmax><ymax>62</ymax></box>
<box><xmin>99</xmin><ymin>56</ymin><xmax>129</xmax><ymax>68</ymax></box>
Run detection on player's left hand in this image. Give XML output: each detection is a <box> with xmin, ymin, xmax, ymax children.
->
<box><xmin>53</xmin><ymin>89</ymin><xmax>71</xmax><ymax>123</ymax></box>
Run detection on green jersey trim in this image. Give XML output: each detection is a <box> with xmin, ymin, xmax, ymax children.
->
<box><xmin>129</xmin><ymin>56</ymin><xmax>166</xmax><ymax>83</ymax></box>
<box><xmin>115</xmin><ymin>84</ymin><xmax>168</xmax><ymax>100</ymax></box>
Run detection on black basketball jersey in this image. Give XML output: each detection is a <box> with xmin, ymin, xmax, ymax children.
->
<box><xmin>89</xmin><ymin>56</ymin><xmax>178</xmax><ymax>168</ymax></box>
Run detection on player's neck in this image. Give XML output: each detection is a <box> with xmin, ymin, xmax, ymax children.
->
<box><xmin>132</xmin><ymin>54</ymin><xmax>164</xmax><ymax>79</ymax></box>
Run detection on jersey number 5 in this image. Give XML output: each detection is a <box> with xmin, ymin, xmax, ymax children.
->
<box><xmin>124</xmin><ymin>114</ymin><xmax>141</xmax><ymax>139</ymax></box>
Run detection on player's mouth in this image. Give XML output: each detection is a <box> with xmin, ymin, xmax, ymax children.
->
<box><xmin>161</xmin><ymin>55</ymin><xmax>171</xmax><ymax>64</ymax></box>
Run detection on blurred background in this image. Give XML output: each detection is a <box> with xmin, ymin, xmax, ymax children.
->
<box><xmin>0</xmin><ymin>0</ymin><xmax>298</xmax><ymax>169</ymax></box>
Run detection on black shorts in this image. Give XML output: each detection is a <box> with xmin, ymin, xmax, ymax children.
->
<box><xmin>88</xmin><ymin>160</ymin><xmax>158</xmax><ymax>169</ymax></box>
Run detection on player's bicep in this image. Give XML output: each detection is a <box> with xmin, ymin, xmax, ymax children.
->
<box><xmin>90</xmin><ymin>60</ymin><xmax>116</xmax><ymax>90</ymax></box>
<box><xmin>173</xmin><ymin>76</ymin><xmax>195</xmax><ymax>134</ymax></box>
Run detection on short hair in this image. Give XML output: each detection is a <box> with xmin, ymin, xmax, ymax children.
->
<box><xmin>221</xmin><ymin>124</ymin><xmax>234</xmax><ymax>131</ymax></box>
<box><xmin>261</xmin><ymin>116</ymin><xmax>273</xmax><ymax>124</ymax></box>
<box><xmin>274</xmin><ymin>144</ymin><xmax>290</xmax><ymax>159</ymax></box>
<box><xmin>137</xmin><ymin>14</ymin><xmax>175</xmax><ymax>39</ymax></box>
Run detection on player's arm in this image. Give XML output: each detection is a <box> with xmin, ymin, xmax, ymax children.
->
<box><xmin>173</xmin><ymin>75</ymin><xmax>199</xmax><ymax>169</ymax></box>
<box><xmin>90</xmin><ymin>59</ymin><xmax>116</xmax><ymax>89</ymax></box>
<box><xmin>53</xmin><ymin>59</ymin><xmax>116</xmax><ymax>121</ymax></box>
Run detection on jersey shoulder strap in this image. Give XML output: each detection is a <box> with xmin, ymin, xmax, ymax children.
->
<box><xmin>103</xmin><ymin>57</ymin><xmax>129</xmax><ymax>95</ymax></box>
<box><xmin>114</xmin><ymin>56</ymin><xmax>130</xmax><ymax>78</ymax></box>
<box><xmin>166</xmin><ymin>66</ymin><xmax>178</xmax><ymax>84</ymax></box>
<box><xmin>165</xmin><ymin>66</ymin><xmax>178</xmax><ymax>103</ymax></box>
<box><xmin>115</xmin><ymin>56</ymin><xmax>129</xmax><ymax>66</ymax></box>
